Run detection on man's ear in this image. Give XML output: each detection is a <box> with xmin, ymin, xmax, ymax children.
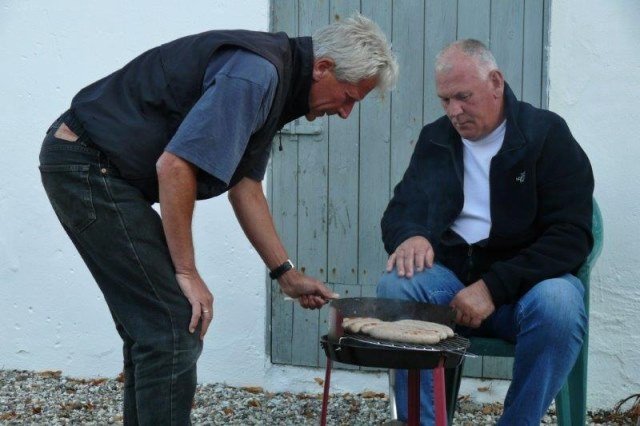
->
<box><xmin>489</xmin><ymin>69</ymin><xmax>505</xmax><ymax>97</ymax></box>
<box><xmin>312</xmin><ymin>58</ymin><xmax>335</xmax><ymax>81</ymax></box>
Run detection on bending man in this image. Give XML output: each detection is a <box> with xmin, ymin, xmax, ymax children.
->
<box><xmin>39</xmin><ymin>14</ymin><xmax>398</xmax><ymax>425</ymax></box>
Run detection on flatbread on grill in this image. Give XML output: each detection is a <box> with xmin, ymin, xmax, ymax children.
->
<box><xmin>342</xmin><ymin>317</ymin><xmax>383</xmax><ymax>333</ymax></box>
<box><xmin>393</xmin><ymin>319</ymin><xmax>454</xmax><ymax>339</ymax></box>
<box><xmin>365</xmin><ymin>323</ymin><xmax>441</xmax><ymax>345</ymax></box>
<box><xmin>360</xmin><ymin>322</ymin><xmax>386</xmax><ymax>334</ymax></box>
<box><xmin>341</xmin><ymin>317</ymin><xmax>358</xmax><ymax>328</ymax></box>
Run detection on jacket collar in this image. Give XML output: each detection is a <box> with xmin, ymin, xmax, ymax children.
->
<box><xmin>433</xmin><ymin>82</ymin><xmax>526</xmax><ymax>153</ymax></box>
<box><xmin>277</xmin><ymin>36</ymin><xmax>313</xmax><ymax>128</ymax></box>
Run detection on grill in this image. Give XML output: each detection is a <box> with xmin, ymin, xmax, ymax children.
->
<box><xmin>319</xmin><ymin>297</ymin><xmax>471</xmax><ymax>426</ymax></box>
<box><xmin>339</xmin><ymin>333</ymin><xmax>470</xmax><ymax>354</ymax></box>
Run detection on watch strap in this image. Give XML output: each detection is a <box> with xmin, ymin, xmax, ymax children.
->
<box><xmin>269</xmin><ymin>259</ymin><xmax>294</xmax><ymax>280</ymax></box>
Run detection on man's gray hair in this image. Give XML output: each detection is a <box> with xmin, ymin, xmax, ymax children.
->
<box><xmin>313</xmin><ymin>13</ymin><xmax>398</xmax><ymax>91</ymax></box>
<box><xmin>435</xmin><ymin>39</ymin><xmax>499</xmax><ymax>78</ymax></box>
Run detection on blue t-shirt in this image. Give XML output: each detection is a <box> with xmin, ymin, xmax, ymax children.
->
<box><xmin>165</xmin><ymin>48</ymin><xmax>278</xmax><ymax>194</ymax></box>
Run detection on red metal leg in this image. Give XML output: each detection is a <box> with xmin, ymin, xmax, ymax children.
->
<box><xmin>433</xmin><ymin>358</ymin><xmax>447</xmax><ymax>426</ymax></box>
<box><xmin>320</xmin><ymin>357</ymin><xmax>332</xmax><ymax>426</ymax></box>
<box><xmin>407</xmin><ymin>369</ymin><xmax>420</xmax><ymax>426</ymax></box>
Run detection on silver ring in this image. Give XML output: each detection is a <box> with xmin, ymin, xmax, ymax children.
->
<box><xmin>203</xmin><ymin>310</ymin><xmax>210</xmax><ymax>313</ymax></box>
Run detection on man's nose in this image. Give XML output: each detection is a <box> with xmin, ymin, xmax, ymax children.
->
<box><xmin>338</xmin><ymin>102</ymin><xmax>355</xmax><ymax>119</ymax></box>
<box><xmin>447</xmin><ymin>100</ymin><xmax>463</xmax><ymax>117</ymax></box>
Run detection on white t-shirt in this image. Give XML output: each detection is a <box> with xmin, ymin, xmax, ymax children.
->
<box><xmin>450</xmin><ymin>120</ymin><xmax>507</xmax><ymax>244</ymax></box>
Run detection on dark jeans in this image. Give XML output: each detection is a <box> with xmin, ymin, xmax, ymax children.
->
<box><xmin>39</xmin><ymin>122</ymin><xmax>203</xmax><ymax>425</ymax></box>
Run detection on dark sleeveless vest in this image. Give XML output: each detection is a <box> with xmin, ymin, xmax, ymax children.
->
<box><xmin>70</xmin><ymin>30</ymin><xmax>313</xmax><ymax>201</ymax></box>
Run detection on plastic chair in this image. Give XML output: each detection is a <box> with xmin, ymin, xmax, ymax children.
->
<box><xmin>390</xmin><ymin>200</ymin><xmax>604</xmax><ymax>425</ymax></box>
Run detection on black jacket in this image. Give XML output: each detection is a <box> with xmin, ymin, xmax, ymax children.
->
<box><xmin>71</xmin><ymin>30</ymin><xmax>313</xmax><ymax>202</ymax></box>
<box><xmin>381</xmin><ymin>84</ymin><xmax>594</xmax><ymax>307</ymax></box>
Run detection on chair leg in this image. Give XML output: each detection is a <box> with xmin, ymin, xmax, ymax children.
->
<box><xmin>556</xmin><ymin>336</ymin><xmax>588</xmax><ymax>426</ymax></box>
<box><xmin>555</xmin><ymin>382</ymin><xmax>571</xmax><ymax>425</ymax></box>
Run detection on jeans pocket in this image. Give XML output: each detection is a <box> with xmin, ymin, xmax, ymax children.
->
<box><xmin>39</xmin><ymin>164</ymin><xmax>97</xmax><ymax>233</ymax></box>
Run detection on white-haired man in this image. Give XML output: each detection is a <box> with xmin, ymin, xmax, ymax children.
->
<box><xmin>39</xmin><ymin>14</ymin><xmax>398</xmax><ymax>424</ymax></box>
<box><xmin>378</xmin><ymin>39</ymin><xmax>593</xmax><ymax>424</ymax></box>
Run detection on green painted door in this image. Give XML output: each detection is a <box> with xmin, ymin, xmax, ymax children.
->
<box><xmin>268</xmin><ymin>0</ymin><xmax>549</xmax><ymax>379</ymax></box>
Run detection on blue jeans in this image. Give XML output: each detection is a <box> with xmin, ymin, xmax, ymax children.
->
<box><xmin>39</xmin><ymin>122</ymin><xmax>203</xmax><ymax>425</ymax></box>
<box><xmin>377</xmin><ymin>263</ymin><xmax>587</xmax><ymax>425</ymax></box>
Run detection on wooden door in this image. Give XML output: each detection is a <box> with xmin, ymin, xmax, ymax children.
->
<box><xmin>269</xmin><ymin>0</ymin><xmax>549</xmax><ymax>379</ymax></box>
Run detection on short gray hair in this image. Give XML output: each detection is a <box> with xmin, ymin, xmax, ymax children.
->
<box><xmin>312</xmin><ymin>13</ymin><xmax>399</xmax><ymax>91</ymax></box>
<box><xmin>435</xmin><ymin>39</ymin><xmax>498</xmax><ymax>79</ymax></box>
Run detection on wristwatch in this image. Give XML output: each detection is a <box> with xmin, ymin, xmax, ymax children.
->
<box><xmin>269</xmin><ymin>259</ymin><xmax>294</xmax><ymax>280</ymax></box>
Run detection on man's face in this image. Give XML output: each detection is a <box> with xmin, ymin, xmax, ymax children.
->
<box><xmin>306</xmin><ymin>58</ymin><xmax>378</xmax><ymax>121</ymax></box>
<box><xmin>435</xmin><ymin>52</ymin><xmax>504</xmax><ymax>141</ymax></box>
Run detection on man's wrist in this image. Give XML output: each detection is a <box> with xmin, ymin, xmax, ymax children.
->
<box><xmin>269</xmin><ymin>259</ymin><xmax>294</xmax><ymax>280</ymax></box>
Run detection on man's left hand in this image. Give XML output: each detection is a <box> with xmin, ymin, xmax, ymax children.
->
<box><xmin>449</xmin><ymin>280</ymin><xmax>495</xmax><ymax>328</ymax></box>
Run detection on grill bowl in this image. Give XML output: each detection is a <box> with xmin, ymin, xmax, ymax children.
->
<box><xmin>323</xmin><ymin>297</ymin><xmax>469</xmax><ymax>369</ymax></box>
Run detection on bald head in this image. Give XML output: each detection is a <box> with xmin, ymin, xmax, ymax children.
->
<box><xmin>434</xmin><ymin>39</ymin><xmax>505</xmax><ymax>141</ymax></box>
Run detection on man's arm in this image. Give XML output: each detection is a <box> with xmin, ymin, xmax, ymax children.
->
<box><xmin>156</xmin><ymin>152</ymin><xmax>214</xmax><ymax>339</ymax></box>
<box><xmin>228</xmin><ymin>177</ymin><xmax>337</xmax><ymax>309</ymax></box>
<box><xmin>381</xmin><ymin>127</ymin><xmax>437</xmax><ymax>276</ymax></box>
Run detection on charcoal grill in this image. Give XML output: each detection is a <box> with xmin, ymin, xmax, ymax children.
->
<box><xmin>319</xmin><ymin>297</ymin><xmax>471</xmax><ymax>426</ymax></box>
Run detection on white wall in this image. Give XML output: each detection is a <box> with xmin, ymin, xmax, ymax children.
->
<box><xmin>548</xmin><ymin>0</ymin><xmax>640</xmax><ymax>409</ymax></box>
<box><xmin>0</xmin><ymin>0</ymin><xmax>386</xmax><ymax>395</ymax></box>
<box><xmin>2</xmin><ymin>0</ymin><xmax>639</xmax><ymax>411</ymax></box>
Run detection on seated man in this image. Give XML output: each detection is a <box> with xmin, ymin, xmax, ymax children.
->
<box><xmin>377</xmin><ymin>39</ymin><xmax>594</xmax><ymax>425</ymax></box>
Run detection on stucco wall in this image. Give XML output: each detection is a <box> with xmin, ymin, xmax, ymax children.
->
<box><xmin>548</xmin><ymin>0</ymin><xmax>640</xmax><ymax>409</ymax></box>
<box><xmin>1</xmin><ymin>0</ymin><xmax>639</xmax><ymax>411</ymax></box>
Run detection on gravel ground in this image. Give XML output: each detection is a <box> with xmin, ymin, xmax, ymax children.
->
<box><xmin>0</xmin><ymin>369</ymin><xmax>634</xmax><ymax>425</ymax></box>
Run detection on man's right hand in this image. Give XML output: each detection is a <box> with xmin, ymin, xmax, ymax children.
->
<box><xmin>386</xmin><ymin>236</ymin><xmax>434</xmax><ymax>278</ymax></box>
<box><xmin>175</xmin><ymin>270</ymin><xmax>214</xmax><ymax>340</ymax></box>
<box><xmin>277</xmin><ymin>269</ymin><xmax>338</xmax><ymax>309</ymax></box>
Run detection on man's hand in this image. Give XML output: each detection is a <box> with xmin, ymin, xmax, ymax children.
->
<box><xmin>278</xmin><ymin>269</ymin><xmax>338</xmax><ymax>309</ymax></box>
<box><xmin>386</xmin><ymin>236</ymin><xmax>434</xmax><ymax>278</ymax></box>
<box><xmin>175</xmin><ymin>271</ymin><xmax>214</xmax><ymax>340</ymax></box>
<box><xmin>449</xmin><ymin>279</ymin><xmax>495</xmax><ymax>328</ymax></box>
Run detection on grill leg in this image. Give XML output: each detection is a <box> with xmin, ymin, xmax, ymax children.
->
<box><xmin>320</xmin><ymin>357</ymin><xmax>332</xmax><ymax>426</ymax></box>
<box><xmin>407</xmin><ymin>369</ymin><xmax>420</xmax><ymax>426</ymax></box>
<box><xmin>434</xmin><ymin>358</ymin><xmax>447</xmax><ymax>426</ymax></box>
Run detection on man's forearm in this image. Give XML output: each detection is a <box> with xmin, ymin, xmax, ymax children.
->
<box><xmin>157</xmin><ymin>151</ymin><xmax>198</xmax><ymax>274</ymax></box>
<box><xmin>228</xmin><ymin>177</ymin><xmax>289</xmax><ymax>270</ymax></box>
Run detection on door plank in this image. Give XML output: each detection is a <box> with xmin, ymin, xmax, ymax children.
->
<box><xmin>269</xmin><ymin>0</ymin><xmax>299</xmax><ymax>364</ymax></box>
<box><xmin>327</xmin><ymin>0</ymin><xmax>361</xmax><ymax>287</ymax></box>
<box><xmin>291</xmin><ymin>0</ymin><xmax>330</xmax><ymax>367</ymax></box>
<box><xmin>424</xmin><ymin>0</ymin><xmax>458</xmax><ymax>123</ymax></box>
<box><xmin>359</xmin><ymin>0</ymin><xmax>393</xmax><ymax>288</ymax></box>
<box><xmin>522</xmin><ymin>0</ymin><xmax>545</xmax><ymax>107</ymax></box>
<box><xmin>490</xmin><ymin>0</ymin><xmax>525</xmax><ymax>98</ymax></box>
<box><xmin>390</xmin><ymin>0</ymin><xmax>426</xmax><ymax>189</ymax></box>
<box><xmin>457</xmin><ymin>0</ymin><xmax>490</xmax><ymax>43</ymax></box>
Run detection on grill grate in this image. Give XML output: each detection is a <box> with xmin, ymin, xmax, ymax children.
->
<box><xmin>339</xmin><ymin>333</ymin><xmax>471</xmax><ymax>356</ymax></box>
